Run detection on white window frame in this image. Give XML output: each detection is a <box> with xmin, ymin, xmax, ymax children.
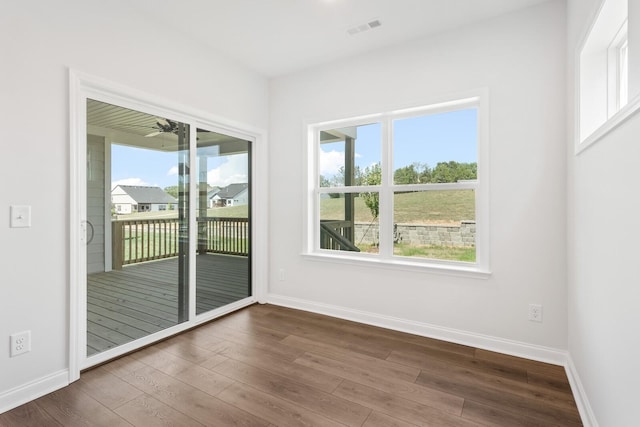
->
<box><xmin>304</xmin><ymin>93</ymin><xmax>490</xmax><ymax>278</ymax></box>
<box><xmin>576</xmin><ymin>0</ymin><xmax>639</xmax><ymax>153</ymax></box>
<box><xmin>607</xmin><ymin>21</ymin><xmax>629</xmax><ymax>115</ymax></box>
<box><xmin>617</xmin><ymin>36</ymin><xmax>629</xmax><ymax>108</ymax></box>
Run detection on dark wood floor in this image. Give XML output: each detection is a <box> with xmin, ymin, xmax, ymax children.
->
<box><xmin>1</xmin><ymin>304</ymin><xmax>582</xmax><ymax>426</ymax></box>
<box><xmin>88</xmin><ymin>254</ymin><xmax>250</xmax><ymax>355</ymax></box>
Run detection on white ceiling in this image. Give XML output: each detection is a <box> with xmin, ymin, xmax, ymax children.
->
<box><xmin>128</xmin><ymin>0</ymin><xmax>550</xmax><ymax>77</ymax></box>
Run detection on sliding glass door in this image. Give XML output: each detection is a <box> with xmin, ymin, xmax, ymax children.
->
<box><xmin>195</xmin><ymin>130</ymin><xmax>251</xmax><ymax>315</ymax></box>
<box><xmin>84</xmin><ymin>99</ymin><xmax>251</xmax><ymax>359</ymax></box>
<box><xmin>86</xmin><ymin>100</ymin><xmax>190</xmax><ymax>356</ymax></box>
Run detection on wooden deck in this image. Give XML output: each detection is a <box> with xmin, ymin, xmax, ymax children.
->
<box><xmin>87</xmin><ymin>254</ymin><xmax>250</xmax><ymax>356</ymax></box>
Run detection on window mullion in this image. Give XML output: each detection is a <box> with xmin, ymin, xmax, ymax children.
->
<box><xmin>379</xmin><ymin>117</ymin><xmax>394</xmax><ymax>259</ymax></box>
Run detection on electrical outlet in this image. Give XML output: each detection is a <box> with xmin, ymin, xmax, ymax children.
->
<box><xmin>10</xmin><ymin>331</ymin><xmax>31</xmax><ymax>357</ymax></box>
<box><xmin>528</xmin><ymin>304</ymin><xmax>543</xmax><ymax>322</ymax></box>
<box><xmin>279</xmin><ymin>268</ymin><xmax>285</xmax><ymax>281</ymax></box>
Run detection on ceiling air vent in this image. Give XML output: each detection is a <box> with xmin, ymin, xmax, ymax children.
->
<box><xmin>347</xmin><ymin>19</ymin><xmax>382</xmax><ymax>36</ymax></box>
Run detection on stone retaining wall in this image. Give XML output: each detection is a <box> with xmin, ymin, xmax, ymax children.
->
<box><xmin>354</xmin><ymin>220</ymin><xmax>476</xmax><ymax>247</ymax></box>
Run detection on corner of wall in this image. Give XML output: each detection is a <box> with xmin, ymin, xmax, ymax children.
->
<box><xmin>565</xmin><ymin>355</ymin><xmax>599</xmax><ymax>427</ymax></box>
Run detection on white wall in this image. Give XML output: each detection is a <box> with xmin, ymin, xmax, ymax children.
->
<box><xmin>269</xmin><ymin>1</ymin><xmax>568</xmax><ymax>355</ymax></box>
<box><xmin>0</xmin><ymin>0</ymin><xmax>268</xmax><ymax>410</ymax></box>
<box><xmin>567</xmin><ymin>0</ymin><xmax>640</xmax><ymax>425</ymax></box>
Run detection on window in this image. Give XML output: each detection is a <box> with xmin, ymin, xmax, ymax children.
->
<box><xmin>578</xmin><ymin>0</ymin><xmax>637</xmax><ymax>150</ymax></box>
<box><xmin>307</xmin><ymin>96</ymin><xmax>488</xmax><ymax>275</ymax></box>
<box><xmin>607</xmin><ymin>20</ymin><xmax>628</xmax><ymax>115</ymax></box>
<box><xmin>617</xmin><ymin>35</ymin><xmax>629</xmax><ymax>108</ymax></box>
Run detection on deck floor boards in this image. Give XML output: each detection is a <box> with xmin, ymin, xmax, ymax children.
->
<box><xmin>87</xmin><ymin>254</ymin><xmax>249</xmax><ymax>355</ymax></box>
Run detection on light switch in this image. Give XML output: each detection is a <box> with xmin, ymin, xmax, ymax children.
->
<box><xmin>10</xmin><ymin>205</ymin><xmax>31</xmax><ymax>228</ymax></box>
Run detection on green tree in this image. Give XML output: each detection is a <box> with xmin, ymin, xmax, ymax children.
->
<box><xmin>330</xmin><ymin>165</ymin><xmax>364</xmax><ymax>187</ymax></box>
<box><xmin>394</xmin><ymin>162</ymin><xmax>435</xmax><ymax>184</ymax></box>
<box><xmin>353</xmin><ymin>165</ymin><xmax>363</xmax><ymax>186</ymax></box>
<box><xmin>418</xmin><ymin>163</ymin><xmax>433</xmax><ymax>183</ymax></box>
<box><xmin>432</xmin><ymin>161</ymin><xmax>477</xmax><ymax>183</ymax></box>
<box><xmin>331</xmin><ymin>166</ymin><xmax>345</xmax><ymax>187</ymax></box>
<box><xmin>165</xmin><ymin>184</ymin><xmax>214</xmax><ymax>199</ymax></box>
<box><xmin>431</xmin><ymin>162</ymin><xmax>454</xmax><ymax>183</ymax></box>
<box><xmin>360</xmin><ymin>163</ymin><xmax>381</xmax><ymax>218</ymax></box>
<box><xmin>164</xmin><ymin>185</ymin><xmax>179</xmax><ymax>198</ymax></box>
<box><xmin>458</xmin><ymin>162</ymin><xmax>477</xmax><ymax>180</ymax></box>
<box><xmin>394</xmin><ymin>163</ymin><xmax>420</xmax><ymax>184</ymax></box>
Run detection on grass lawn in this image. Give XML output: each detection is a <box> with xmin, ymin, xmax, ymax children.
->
<box><xmin>320</xmin><ymin>190</ymin><xmax>475</xmax><ymax>224</ymax></box>
<box><xmin>120</xmin><ymin>191</ymin><xmax>473</xmax><ymax>224</ymax></box>
<box><xmin>394</xmin><ymin>243</ymin><xmax>476</xmax><ymax>262</ymax></box>
<box><xmin>358</xmin><ymin>243</ymin><xmax>475</xmax><ymax>262</ymax></box>
<box><xmin>115</xmin><ymin>205</ymin><xmax>248</xmax><ymax>221</ymax></box>
<box><xmin>205</xmin><ymin>205</ymin><xmax>249</xmax><ymax>218</ymax></box>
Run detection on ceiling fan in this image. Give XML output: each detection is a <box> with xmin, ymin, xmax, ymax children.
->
<box><xmin>145</xmin><ymin>118</ymin><xmax>180</xmax><ymax>137</ymax></box>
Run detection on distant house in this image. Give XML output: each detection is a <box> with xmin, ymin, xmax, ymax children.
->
<box><xmin>206</xmin><ymin>187</ymin><xmax>220</xmax><ymax>208</ymax></box>
<box><xmin>209</xmin><ymin>183</ymin><xmax>249</xmax><ymax>207</ymax></box>
<box><xmin>111</xmin><ymin>185</ymin><xmax>177</xmax><ymax>214</ymax></box>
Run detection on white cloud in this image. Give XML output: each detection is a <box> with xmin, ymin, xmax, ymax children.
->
<box><xmin>207</xmin><ymin>154</ymin><xmax>248</xmax><ymax>187</ymax></box>
<box><xmin>111</xmin><ymin>177</ymin><xmax>151</xmax><ymax>189</ymax></box>
<box><xmin>167</xmin><ymin>166</ymin><xmax>179</xmax><ymax>176</ymax></box>
<box><xmin>320</xmin><ymin>150</ymin><xmax>344</xmax><ymax>176</ymax></box>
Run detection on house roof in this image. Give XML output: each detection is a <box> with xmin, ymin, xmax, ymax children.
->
<box><xmin>214</xmin><ymin>183</ymin><xmax>248</xmax><ymax>199</ymax></box>
<box><xmin>207</xmin><ymin>187</ymin><xmax>221</xmax><ymax>199</ymax></box>
<box><xmin>115</xmin><ymin>185</ymin><xmax>177</xmax><ymax>204</ymax></box>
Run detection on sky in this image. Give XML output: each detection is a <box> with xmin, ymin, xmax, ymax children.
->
<box><xmin>111</xmin><ymin>108</ymin><xmax>477</xmax><ymax>190</ymax></box>
<box><xmin>111</xmin><ymin>145</ymin><xmax>248</xmax><ymax>190</ymax></box>
<box><xmin>320</xmin><ymin>108</ymin><xmax>478</xmax><ymax>179</ymax></box>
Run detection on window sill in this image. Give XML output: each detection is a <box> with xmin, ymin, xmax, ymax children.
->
<box><xmin>577</xmin><ymin>94</ymin><xmax>640</xmax><ymax>155</ymax></box>
<box><xmin>301</xmin><ymin>251</ymin><xmax>491</xmax><ymax>280</ymax></box>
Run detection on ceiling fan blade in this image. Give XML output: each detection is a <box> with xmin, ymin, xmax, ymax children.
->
<box><xmin>145</xmin><ymin>131</ymin><xmax>162</xmax><ymax>137</ymax></box>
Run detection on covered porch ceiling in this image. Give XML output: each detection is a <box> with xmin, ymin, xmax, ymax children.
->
<box><xmin>87</xmin><ymin>99</ymin><xmax>248</xmax><ymax>155</ymax></box>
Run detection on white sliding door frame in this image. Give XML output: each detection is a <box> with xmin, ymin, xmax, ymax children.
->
<box><xmin>69</xmin><ymin>70</ymin><xmax>268</xmax><ymax>381</ymax></box>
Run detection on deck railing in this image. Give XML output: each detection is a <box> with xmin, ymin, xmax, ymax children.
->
<box><xmin>198</xmin><ymin>217</ymin><xmax>249</xmax><ymax>256</ymax></box>
<box><xmin>112</xmin><ymin>217</ymin><xmax>249</xmax><ymax>269</ymax></box>
<box><xmin>320</xmin><ymin>220</ymin><xmax>360</xmax><ymax>252</ymax></box>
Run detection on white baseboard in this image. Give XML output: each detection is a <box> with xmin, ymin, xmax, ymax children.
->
<box><xmin>266</xmin><ymin>294</ymin><xmax>568</xmax><ymax>366</ymax></box>
<box><xmin>565</xmin><ymin>355</ymin><xmax>598</xmax><ymax>427</ymax></box>
<box><xmin>0</xmin><ymin>370</ymin><xmax>69</xmax><ymax>414</ymax></box>
<box><xmin>0</xmin><ymin>300</ymin><xmax>591</xmax><ymax>425</ymax></box>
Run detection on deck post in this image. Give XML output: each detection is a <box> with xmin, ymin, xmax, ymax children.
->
<box><xmin>111</xmin><ymin>221</ymin><xmax>123</xmax><ymax>270</ymax></box>
<box><xmin>198</xmin><ymin>155</ymin><xmax>208</xmax><ymax>255</ymax></box>
<box><xmin>345</xmin><ymin>135</ymin><xmax>356</xmax><ymax>243</ymax></box>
